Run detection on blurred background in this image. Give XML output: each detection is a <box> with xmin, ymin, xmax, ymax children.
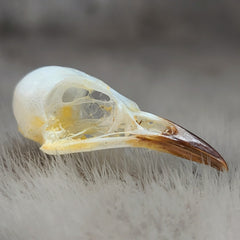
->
<box><xmin>0</xmin><ymin>0</ymin><xmax>240</xmax><ymax>163</ymax></box>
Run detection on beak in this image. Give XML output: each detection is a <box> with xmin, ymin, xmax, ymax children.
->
<box><xmin>128</xmin><ymin>120</ymin><xmax>228</xmax><ymax>171</ymax></box>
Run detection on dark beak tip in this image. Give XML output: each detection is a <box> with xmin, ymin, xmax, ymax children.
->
<box><xmin>217</xmin><ymin>157</ymin><xmax>229</xmax><ymax>171</ymax></box>
<box><xmin>198</xmin><ymin>145</ymin><xmax>228</xmax><ymax>171</ymax></box>
<box><xmin>129</xmin><ymin>130</ymin><xmax>229</xmax><ymax>171</ymax></box>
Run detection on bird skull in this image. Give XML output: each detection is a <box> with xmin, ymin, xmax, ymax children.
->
<box><xmin>13</xmin><ymin>66</ymin><xmax>228</xmax><ymax>171</ymax></box>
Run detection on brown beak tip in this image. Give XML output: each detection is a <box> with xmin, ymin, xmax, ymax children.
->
<box><xmin>214</xmin><ymin>157</ymin><xmax>229</xmax><ymax>171</ymax></box>
<box><xmin>129</xmin><ymin>134</ymin><xmax>229</xmax><ymax>172</ymax></box>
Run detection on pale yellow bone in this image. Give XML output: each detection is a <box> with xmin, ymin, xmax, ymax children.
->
<box><xmin>13</xmin><ymin>66</ymin><xmax>228</xmax><ymax>171</ymax></box>
<box><xmin>13</xmin><ymin>66</ymin><xmax>172</xmax><ymax>154</ymax></box>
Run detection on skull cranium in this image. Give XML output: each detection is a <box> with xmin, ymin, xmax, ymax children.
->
<box><xmin>13</xmin><ymin>66</ymin><xmax>228</xmax><ymax>171</ymax></box>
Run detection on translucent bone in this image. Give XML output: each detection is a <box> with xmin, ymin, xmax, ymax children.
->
<box><xmin>13</xmin><ymin>66</ymin><xmax>228</xmax><ymax>171</ymax></box>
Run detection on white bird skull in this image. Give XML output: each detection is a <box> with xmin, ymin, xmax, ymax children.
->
<box><xmin>13</xmin><ymin>66</ymin><xmax>228</xmax><ymax>171</ymax></box>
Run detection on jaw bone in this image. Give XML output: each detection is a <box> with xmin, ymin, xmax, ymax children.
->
<box><xmin>13</xmin><ymin>66</ymin><xmax>228</xmax><ymax>171</ymax></box>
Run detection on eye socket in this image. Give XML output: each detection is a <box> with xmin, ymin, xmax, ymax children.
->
<box><xmin>62</xmin><ymin>88</ymin><xmax>89</xmax><ymax>102</ymax></box>
<box><xmin>90</xmin><ymin>90</ymin><xmax>110</xmax><ymax>101</ymax></box>
<box><xmin>80</xmin><ymin>103</ymin><xmax>105</xmax><ymax>119</ymax></box>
